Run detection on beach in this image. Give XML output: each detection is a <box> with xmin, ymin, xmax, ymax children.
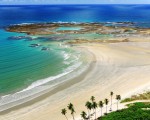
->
<box><xmin>0</xmin><ymin>40</ymin><xmax>150</xmax><ymax>120</ymax></box>
<box><xmin>0</xmin><ymin>4</ymin><xmax>150</xmax><ymax>120</ymax></box>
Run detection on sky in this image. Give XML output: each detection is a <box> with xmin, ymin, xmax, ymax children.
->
<box><xmin>0</xmin><ymin>0</ymin><xmax>150</xmax><ymax>5</ymax></box>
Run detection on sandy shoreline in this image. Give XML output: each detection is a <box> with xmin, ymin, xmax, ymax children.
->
<box><xmin>0</xmin><ymin>47</ymin><xmax>94</xmax><ymax>113</ymax></box>
<box><xmin>1</xmin><ymin>41</ymin><xmax>150</xmax><ymax>120</ymax></box>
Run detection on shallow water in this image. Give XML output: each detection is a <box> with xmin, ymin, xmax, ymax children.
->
<box><xmin>56</xmin><ymin>27</ymin><xmax>82</xmax><ymax>31</ymax></box>
<box><xmin>0</xmin><ymin>29</ymin><xmax>82</xmax><ymax>95</ymax></box>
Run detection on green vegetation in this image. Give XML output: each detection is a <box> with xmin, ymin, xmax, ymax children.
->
<box><xmin>116</xmin><ymin>95</ymin><xmax>121</xmax><ymax>111</ymax></box>
<box><xmin>61</xmin><ymin>108</ymin><xmax>68</xmax><ymax>120</ymax></box>
<box><xmin>121</xmin><ymin>91</ymin><xmax>150</xmax><ymax>103</ymax></box>
<box><xmin>92</xmin><ymin>101</ymin><xmax>98</xmax><ymax>119</ymax></box>
<box><xmin>98</xmin><ymin>101</ymin><xmax>104</xmax><ymax>117</ymax></box>
<box><xmin>85</xmin><ymin>101</ymin><xmax>92</xmax><ymax>119</ymax></box>
<box><xmin>80</xmin><ymin>111</ymin><xmax>87</xmax><ymax>120</ymax></box>
<box><xmin>67</xmin><ymin>103</ymin><xmax>75</xmax><ymax>120</ymax></box>
<box><xmin>61</xmin><ymin>92</ymin><xmax>150</xmax><ymax>120</ymax></box>
<box><xmin>104</xmin><ymin>98</ymin><xmax>109</xmax><ymax>114</ymax></box>
<box><xmin>99</xmin><ymin>102</ymin><xmax>150</xmax><ymax>120</ymax></box>
<box><xmin>110</xmin><ymin>91</ymin><xmax>113</xmax><ymax>111</ymax></box>
<box><xmin>61</xmin><ymin>92</ymin><xmax>121</xmax><ymax>120</ymax></box>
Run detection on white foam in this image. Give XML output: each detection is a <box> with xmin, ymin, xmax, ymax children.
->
<box><xmin>0</xmin><ymin>60</ymin><xmax>82</xmax><ymax>106</ymax></box>
<box><xmin>64</xmin><ymin>53</ymin><xmax>70</xmax><ymax>60</ymax></box>
<box><xmin>20</xmin><ymin>71</ymin><xmax>72</xmax><ymax>93</ymax></box>
<box><xmin>0</xmin><ymin>47</ymin><xmax>90</xmax><ymax>112</ymax></box>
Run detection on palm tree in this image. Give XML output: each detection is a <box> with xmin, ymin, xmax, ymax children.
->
<box><xmin>90</xmin><ymin>96</ymin><xmax>95</xmax><ymax>102</ymax></box>
<box><xmin>92</xmin><ymin>101</ymin><xmax>98</xmax><ymax>120</ymax></box>
<box><xmin>116</xmin><ymin>95</ymin><xmax>121</xmax><ymax>111</ymax></box>
<box><xmin>98</xmin><ymin>101</ymin><xmax>104</xmax><ymax>117</ymax></box>
<box><xmin>90</xmin><ymin>96</ymin><xmax>96</xmax><ymax>114</ymax></box>
<box><xmin>104</xmin><ymin>99</ymin><xmax>109</xmax><ymax>114</ymax></box>
<box><xmin>61</xmin><ymin>108</ymin><xmax>68</xmax><ymax>120</ymax></box>
<box><xmin>67</xmin><ymin>103</ymin><xmax>75</xmax><ymax>120</ymax></box>
<box><xmin>85</xmin><ymin>101</ymin><xmax>92</xmax><ymax>120</ymax></box>
<box><xmin>110</xmin><ymin>91</ymin><xmax>114</xmax><ymax>111</ymax></box>
<box><xmin>80</xmin><ymin>111</ymin><xmax>87</xmax><ymax>120</ymax></box>
<box><xmin>71</xmin><ymin>108</ymin><xmax>75</xmax><ymax>120</ymax></box>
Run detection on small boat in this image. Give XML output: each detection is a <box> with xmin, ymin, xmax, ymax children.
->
<box><xmin>41</xmin><ymin>47</ymin><xmax>49</xmax><ymax>51</ymax></box>
<box><xmin>29</xmin><ymin>43</ymin><xmax>41</xmax><ymax>47</ymax></box>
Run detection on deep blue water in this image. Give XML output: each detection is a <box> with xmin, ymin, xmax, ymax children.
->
<box><xmin>0</xmin><ymin>5</ymin><xmax>150</xmax><ymax>27</ymax></box>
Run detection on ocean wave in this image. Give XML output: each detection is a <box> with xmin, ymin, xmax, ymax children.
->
<box><xmin>0</xmin><ymin>61</ymin><xmax>82</xmax><ymax>107</ymax></box>
<box><xmin>20</xmin><ymin>71</ymin><xmax>73</xmax><ymax>93</ymax></box>
<box><xmin>0</xmin><ymin>59</ymin><xmax>90</xmax><ymax>113</ymax></box>
<box><xmin>62</xmin><ymin>51</ymin><xmax>71</xmax><ymax>61</ymax></box>
<box><xmin>64</xmin><ymin>53</ymin><xmax>70</xmax><ymax>60</ymax></box>
<box><xmin>0</xmin><ymin>45</ymin><xmax>90</xmax><ymax>112</ymax></box>
<box><xmin>12</xmin><ymin>23</ymin><xmax>35</xmax><ymax>26</ymax></box>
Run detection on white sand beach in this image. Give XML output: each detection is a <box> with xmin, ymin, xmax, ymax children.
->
<box><xmin>0</xmin><ymin>41</ymin><xmax>150</xmax><ymax>120</ymax></box>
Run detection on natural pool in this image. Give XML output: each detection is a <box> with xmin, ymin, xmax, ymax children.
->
<box><xmin>56</xmin><ymin>27</ymin><xmax>82</xmax><ymax>31</ymax></box>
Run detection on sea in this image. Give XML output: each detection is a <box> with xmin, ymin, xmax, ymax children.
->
<box><xmin>0</xmin><ymin>4</ymin><xmax>150</xmax><ymax>110</ymax></box>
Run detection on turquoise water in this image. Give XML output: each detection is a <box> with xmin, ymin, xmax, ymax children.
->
<box><xmin>0</xmin><ymin>29</ymin><xmax>80</xmax><ymax>95</ymax></box>
<box><xmin>56</xmin><ymin>27</ymin><xmax>82</xmax><ymax>31</ymax></box>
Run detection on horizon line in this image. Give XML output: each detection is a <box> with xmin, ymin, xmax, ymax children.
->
<box><xmin>0</xmin><ymin>3</ymin><xmax>150</xmax><ymax>6</ymax></box>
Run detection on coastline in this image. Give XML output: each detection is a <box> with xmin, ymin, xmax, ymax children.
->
<box><xmin>0</xmin><ymin>46</ymin><xmax>95</xmax><ymax>114</ymax></box>
<box><xmin>0</xmin><ymin>41</ymin><xmax>150</xmax><ymax>120</ymax></box>
<box><xmin>0</xmin><ymin>4</ymin><xmax>150</xmax><ymax>120</ymax></box>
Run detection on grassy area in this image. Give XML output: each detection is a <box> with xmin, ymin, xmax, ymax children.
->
<box><xmin>98</xmin><ymin>102</ymin><xmax>150</xmax><ymax>120</ymax></box>
<box><xmin>121</xmin><ymin>91</ymin><xmax>150</xmax><ymax>103</ymax></box>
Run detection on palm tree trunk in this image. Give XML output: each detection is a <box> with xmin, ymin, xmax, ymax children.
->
<box><xmin>65</xmin><ymin>115</ymin><xmax>68</xmax><ymax>120</ymax></box>
<box><xmin>117</xmin><ymin>101</ymin><xmax>118</xmax><ymax>111</ymax></box>
<box><xmin>111</xmin><ymin>96</ymin><xmax>112</xmax><ymax>110</ymax></box>
<box><xmin>106</xmin><ymin>105</ymin><xmax>107</xmax><ymax>114</ymax></box>
<box><xmin>101</xmin><ymin>108</ymin><xmax>102</xmax><ymax>117</ymax></box>
<box><xmin>87</xmin><ymin>109</ymin><xmax>89</xmax><ymax>119</ymax></box>
<box><xmin>72</xmin><ymin>114</ymin><xmax>75</xmax><ymax>120</ymax></box>
<box><xmin>95</xmin><ymin>109</ymin><xmax>96</xmax><ymax>120</ymax></box>
<box><xmin>93</xmin><ymin>108</ymin><xmax>94</xmax><ymax>114</ymax></box>
<box><xmin>88</xmin><ymin>110</ymin><xmax>91</xmax><ymax>120</ymax></box>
